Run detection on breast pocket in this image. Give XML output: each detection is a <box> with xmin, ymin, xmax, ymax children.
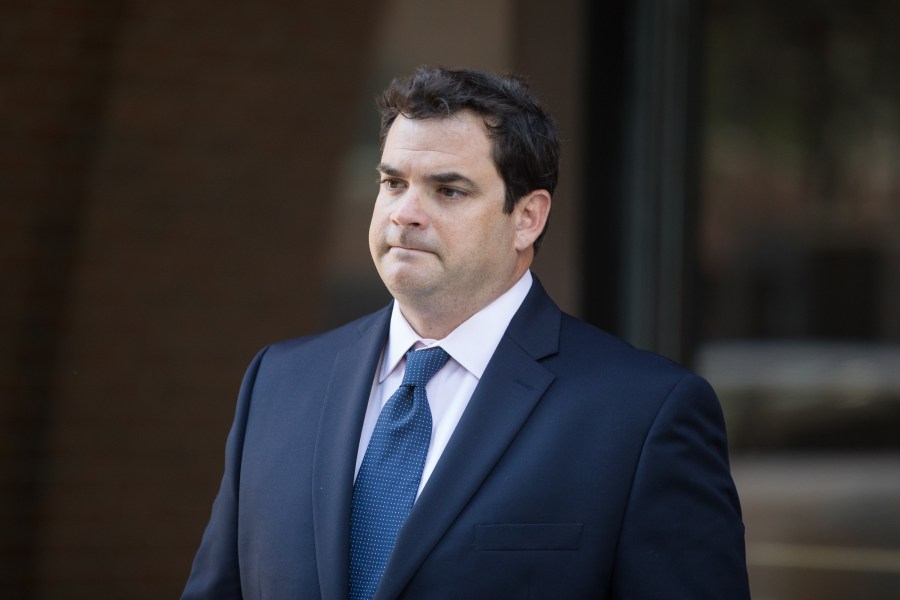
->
<box><xmin>473</xmin><ymin>523</ymin><xmax>584</xmax><ymax>551</ymax></box>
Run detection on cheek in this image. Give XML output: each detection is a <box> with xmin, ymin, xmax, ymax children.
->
<box><xmin>482</xmin><ymin>213</ymin><xmax>516</xmax><ymax>248</ymax></box>
<box><xmin>368</xmin><ymin>218</ymin><xmax>385</xmax><ymax>260</ymax></box>
<box><xmin>453</xmin><ymin>217</ymin><xmax>513</xmax><ymax>264</ymax></box>
<box><xmin>369</xmin><ymin>203</ymin><xmax>388</xmax><ymax>239</ymax></box>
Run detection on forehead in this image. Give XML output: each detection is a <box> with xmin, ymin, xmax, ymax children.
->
<box><xmin>381</xmin><ymin>112</ymin><xmax>494</xmax><ymax>168</ymax></box>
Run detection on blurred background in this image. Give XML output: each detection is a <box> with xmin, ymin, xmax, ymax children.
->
<box><xmin>2</xmin><ymin>0</ymin><xmax>898</xmax><ymax>598</ymax></box>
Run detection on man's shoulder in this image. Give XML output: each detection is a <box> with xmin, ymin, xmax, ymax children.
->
<box><xmin>555</xmin><ymin>312</ymin><xmax>690</xmax><ymax>381</ymax></box>
<box><xmin>511</xmin><ymin>278</ymin><xmax>691</xmax><ymax>383</ymax></box>
<box><xmin>546</xmin><ymin>314</ymin><xmax>718</xmax><ymax>426</ymax></box>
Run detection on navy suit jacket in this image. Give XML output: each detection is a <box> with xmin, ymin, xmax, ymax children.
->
<box><xmin>183</xmin><ymin>279</ymin><xmax>749</xmax><ymax>599</ymax></box>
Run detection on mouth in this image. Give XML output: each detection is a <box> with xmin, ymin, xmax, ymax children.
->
<box><xmin>386</xmin><ymin>239</ymin><xmax>434</xmax><ymax>254</ymax></box>
<box><xmin>388</xmin><ymin>245</ymin><xmax>432</xmax><ymax>255</ymax></box>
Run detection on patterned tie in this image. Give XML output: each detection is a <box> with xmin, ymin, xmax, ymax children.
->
<box><xmin>349</xmin><ymin>346</ymin><xmax>450</xmax><ymax>600</ymax></box>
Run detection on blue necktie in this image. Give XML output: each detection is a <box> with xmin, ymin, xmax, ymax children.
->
<box><xmin>349</xmin><ymin>346</ymin><xmax>450</xmax><ymax>600</ymax></box>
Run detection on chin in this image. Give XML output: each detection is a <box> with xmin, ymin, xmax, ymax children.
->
<box><xmin>384</xmin><ymin>275</ymin><xmax>430</xmax><ymax>296</ymax></box>
<box><xmin>382</xmin><ymin>270</ymin><xmax>439</xmax><ymax>300</ymax></box>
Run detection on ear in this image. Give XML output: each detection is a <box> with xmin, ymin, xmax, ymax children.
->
<box><xmin>513</xmin><ymin>189</ymin><xmax>552</xmax><ymax>251</ymax></box>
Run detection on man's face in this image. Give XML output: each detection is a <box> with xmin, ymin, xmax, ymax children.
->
<box><xmin>369</xmin><ymin>112</ymin><xmax>521</xmax><ymax>319</ymax></box>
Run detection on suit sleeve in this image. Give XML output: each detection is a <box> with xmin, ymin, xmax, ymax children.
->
<box><xmin>181</xmin><ymin>347</ymin><xmax>268</xmax><ymax>600</ymax></box>
<box><xmin>610</xmin><ymin>373</ymin><xmax>751</xmax><ymax>599</ymax></box>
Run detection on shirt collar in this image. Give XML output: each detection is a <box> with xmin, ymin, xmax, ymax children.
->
<box><xmin>380</xmin><ymin>270</ymin><xmax>533</xmax><ymax>382</ymax></box>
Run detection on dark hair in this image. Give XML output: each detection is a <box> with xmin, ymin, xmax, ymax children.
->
<box><xmin>377</xmin><ymin>66</ymin><xmax>560</xmax><ymax>251</ymax></box>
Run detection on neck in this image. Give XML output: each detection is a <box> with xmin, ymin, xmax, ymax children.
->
<box><xmin>397</xmin><ymin>305</ymin><xmax>471</xmax><ymax>341</ymax></box>
<box><xmin>397</xmin><ymin>267</ymin><xmax>530</xmax><ymax>340</ymax></box>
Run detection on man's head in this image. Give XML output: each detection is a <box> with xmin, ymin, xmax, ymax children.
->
<box><xmin>369</xmin><ymin>67</ymin><xmax>558</xmax><ymax>338</ymax></box>
<box><xmin>377</xmin><ymin>66</ymin><xmax>560</xmax><ymax>251</ymax></box>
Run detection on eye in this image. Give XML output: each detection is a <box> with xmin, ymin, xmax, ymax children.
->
<box><xmin>379</xmin><ymin>178</ymin><xmax>406</xmax><ymax>192</ymax></box>
<box><xmin>438</xmin><ymin>187</ymin><xmax>466</xmax><ymax>200</ymax></box>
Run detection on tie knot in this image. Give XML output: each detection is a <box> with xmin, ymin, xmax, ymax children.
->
<box><xmin>401</xmin><ymin>347</ymin><xmax>450</xmax><ymax>387</ymax></box>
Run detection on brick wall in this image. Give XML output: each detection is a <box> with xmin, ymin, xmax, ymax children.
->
<box><xmin>1</xmin><ymin>0</ymin><xmax>378</xmax><ymax>597</ymax></box>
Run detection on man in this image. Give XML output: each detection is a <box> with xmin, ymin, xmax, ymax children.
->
<box><xmin>183</xmin><ymin>67</ymin><xmax>750</xmax><ymax>599</ymax></box>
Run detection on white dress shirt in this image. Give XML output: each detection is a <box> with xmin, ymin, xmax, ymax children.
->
<box><xmin>354</xmin><ymin>270</ymin><xmax>533</xmax><ymax>497</ymax></box>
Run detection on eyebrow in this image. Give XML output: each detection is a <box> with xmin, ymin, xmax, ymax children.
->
<box><xmin>377</xmin><ymin>163</ymin><xmax>481</xmax><ymax>193</ymax></box>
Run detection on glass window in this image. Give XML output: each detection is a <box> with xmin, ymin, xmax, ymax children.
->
<box><xmin>696</xmin><ymin>0</ymin><xmax>900</xmax><ymax>453</ymax></box>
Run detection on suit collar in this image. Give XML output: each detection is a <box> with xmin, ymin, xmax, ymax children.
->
<box><xmin>501</xmin><ymin>275</ymin><xmax>561</xmax><ymax>360</ymax></box>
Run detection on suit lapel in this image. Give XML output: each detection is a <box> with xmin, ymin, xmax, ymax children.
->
<box><xmin>374</xmin><ymin>279</ymin><xmax>561</xmax><ymax>600</ymax></box>
<box><xmin>312</xmin><ymin>306</ymin><xmax>391</xmax><ymax>600</ymax></box>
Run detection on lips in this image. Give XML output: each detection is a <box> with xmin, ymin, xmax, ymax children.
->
<box><xmin>388</xmin><ymin>245</ymin><xmax>433</xmax><ymax>256</ymax></box>
<box><xmin>385</xmin><ymin>236</ymin><xmax>434</xmax><ymax>255</ymax></box>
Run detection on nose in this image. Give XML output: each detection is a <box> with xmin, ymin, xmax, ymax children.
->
<box><xmin>389</xmin><ymin>187</ymin><xmax>428</xmax><ymax>228</ymax></box>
